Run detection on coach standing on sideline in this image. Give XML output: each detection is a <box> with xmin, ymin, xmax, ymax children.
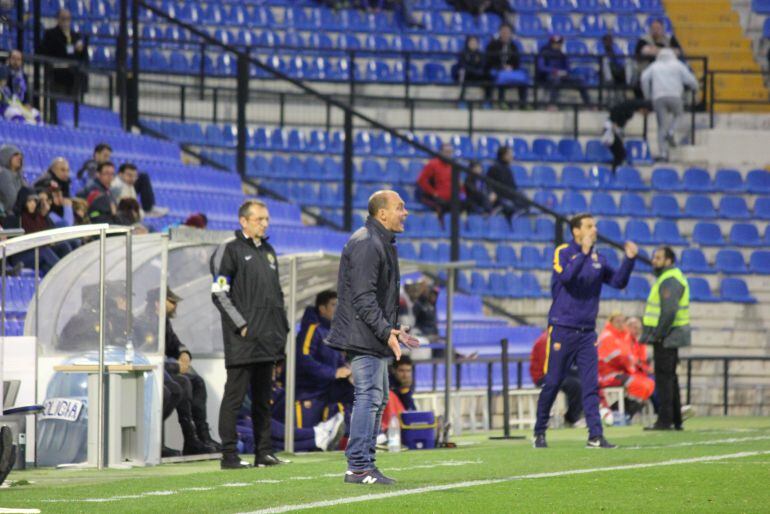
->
<box><xmin>533</xmin><ymin>213</ymin><xmax>638</xmax><ymax>449</ymax></box>
<box><xmin>211</xmin><ymin>199</ymin><xmax>290</xmax><ymax>469</ymax></box>
<box><xmin>327</xmin><ymin>190</ymin><xmax>418</xmax><ymax>485</ymax></box>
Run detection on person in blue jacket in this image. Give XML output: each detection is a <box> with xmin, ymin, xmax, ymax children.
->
<box><xmin>536</xmin><ymin>34</ymin><xmax>590</xmax><ymax>106</ymax></box>
<box><xmin>534</xmin><ymin>213</ymin><xmax>638</xmax><ymax>449</ymax></box>
<box><xmin>295</xmin><ymin>290</ymin><xmax>354</xmax><ymax>430</ymax></box>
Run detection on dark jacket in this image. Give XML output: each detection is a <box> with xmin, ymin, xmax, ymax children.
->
<box><xmin>326</xmin><ymin>217</ymin><xmax>401</xmax><ymax>358</ymax></box>
<box><xmin>485</xmin><ymin>38</ymin><xmax>520</xmax><ymax>73</ymax></box>
<box><xmin>34</xmin><ymin>169</ymin><xmax>72</xmax><ymax>199</ymax></box>
<box><xmin>486</xmin><ymin>159</ymin><xmax>517</xmax><ymax>206</ymax></box>
<box><xmin>536</xmin><ymin>46</ymin><xmax>569</xmax><ymax>82</ymax></box>
<box><xmin>458</xmin><ymin>48</ymin><xmax>486</xmax><ymax>77</ymax></box>
<box><xmin>640</xmin><ymin>266</ymin><xmax>691</xmax><ymax>349</ymax></box>
<box><xmin>38</xmin><ymin>26</ymin><xmax>88</xmax><ymax>91</ymax></box>
<box><xmin>211</xmin><ymin>230</ymin><xmax>289</xmax><ymax>368</ymax></box>
<box><xmin>548</xmin><ymin>240</ymin><xmax>636</xmax><ymax>330</ymax></box>
<box><xmin>166</xmin><ymin>319</ymin><xmax>191</xmax><ymax>360</ymax></box>
<box><xmin>609</xmin><ymin>99</ymin><xmax>652</xmax><ymax>128</ymax></box>
<box><xmin>296</xmin><ymin>306</ymin><xmax>345</xmax><ymax>400</ymax></box>
<box><xmin>464</xmin><ymin>174</ymin><xmax>492</xmax><ymax>213</ymax></box>
<box><xmin>77</xmin><ymin>158</ymin><xmax>98</xmax><ymax>182</ymax></box>
<box><xmin>413</xmin><ymin>295</ymin><xmax>438</xmax><ymax>336</ymax></box>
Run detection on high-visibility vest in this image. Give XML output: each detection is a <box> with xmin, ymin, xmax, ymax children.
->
<box><xmin>642</xmin><ymin>267</ymin><xmax>690</xmax><ymax>328</ymax></box>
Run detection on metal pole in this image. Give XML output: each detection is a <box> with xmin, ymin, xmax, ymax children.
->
<box><xmin>690</xmin><ymin>89</ymin><xmax>696</xmax><ymax>146</ymax></box>
<box><xmin>723</xmin><ymin>358</ymin><xmax>729</xmax><ymax>416</ymax></box>
<box><xmin>125</xmin><ymin>230</ymin><xmax>133</xmax><ymax>345</ymax></box>
<box><xmin>283</xmin><ymin>256</ymin><xmax>298</xmax><ymax>453</ymax></box>
<box><xmin>130</xmin><ymin>0</ymin><xmax>140</xmax><ymax>127</ymax></box>
<box><xmin>686</xmin><ymin>359</ymin><xmax>692</xmax><ymax>405</ymax></box>
<box><xmin>443</xmin><ymin>267</ymin><xmax>455</xmax><ymax>432</ymax></box>
<box><xmin>343</xmin><ymin>109</ymin><xmax>354</xmax><ymax>232</ymax></box>
<box><xmin>236</xmin><ymin>53</ymin><xmax>248</xmax><ymax>177</ymax></box>
<box><xmin>33</xmin><ymin>0</ymin><xmax>42</xmax><ymax>110</ymax></box>
<box><xmin>709</xmin><ymin>72</ymin><xmax>715</xmax><ymax>129</ymax></box>
<box><xmin>117</xmin><ymin>0</ymin><xmax>128</xmax><ymax>129</ymax></box>
<box><xmin>449</xmin><ymin>165</ymin><xmax>460</xmax><ymax>263</ymax></box>
<box><xmin>1</xmin><ymin>247</ymin><xmax>6</xmax><ymax>340</ymax></box>
<box><xmin>97</xmin><ymin>228</ymin><xmax>107</xmax><ymax>469</ymax></box>
<box><xmin>501</xmin><ymin>339</ymin><xmax>510</xmax><ymax>437</ymax></box>
<box><xmin>34</xmin><ymin>248</ymin><xmax>39</xmax><ymax>337</ymax></box>
<box><xmin>15</xmin><ymin>0</ymin><xmax>24</xmax><ymax>52</ymax></box>
<box><xmin>486</xmin><ymin>361</ymin><xmax>493</xmax><ymax>430</ymax></box>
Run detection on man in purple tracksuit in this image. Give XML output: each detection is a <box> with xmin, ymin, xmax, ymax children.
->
<box><xmin>534</xmin><ymin>213</ymin><xmax>638</xmax><ymax>449</ymax></box>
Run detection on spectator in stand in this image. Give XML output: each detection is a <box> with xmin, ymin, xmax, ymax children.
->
<box><xmin>485</xmin><ymin>23</ymin><xmax>527</xmax><ymax>108</ymax></box>
<box><xmin>77</xmin><ymin>143</ymin><xmax>112</xmax><ymax>183</ymax></box>
<box><xmin>9</xmin><ymin>188</ymin><xmax>69</xmax><ymax>271</ymax></box>
<box><xmin>380</xmin><ymin>355</ymin><xmax>417</xmax><ymax>432</ymax></box>
<box><xmin>416</xmin><ymin>143</ymin><xmax>458</xmax><ymax>220</ymax></box>
<box><xmin>536</xmin><ymin>35</ymin><xmax>590</xmax><ymax>108</ymax></box>
<box><xmin>456</xmin><ymin>36</ymin><xmax>487</xmax><ymax>104</ymax></box>
<box><xmin>600</xmin><ymin>99</ymin><xmax>652</xmax><ymax>173</ymax></box>
<box><xmin>0</xmin><ymin>144</ymin><xmax>26</xmax><ymax>218</ymax></box>
<box><xmin>486</xmin><ymin>146</ymin><xmax>525</xmax><ymax>222</ymax></box>
<box><xmin>632</xmin><ymin>18</ymin><xmax>682</xmax><ymax>98</ymax></box>
<box><xmin>529</xmin><ymin>329</ymin><xmax>583</xmax><ymax>427</ymax></box>
<box><xmin>184</xmin><ymin>213</ymin><xmax>208</xmax><ymax>229</ymax></box>
<box><xmin>79</xmin><ymin>161</ymin><xmax>117</xmax><ymax>223</ymax></box>
<box><xmin>464</xmin><ymin>161</ymin><xmax>496</xmax><ymax>215</ymax></box>
<box><xmin>110</xmin><ymin>162</ymin><xmax>167</xmax><ymax>218</ymax></box>
<box><xmin>70</xmin><ymin>197</ymin><xmax>89</xmax><ymax>225</ymax></box>
<box><xmin>600</xmin><ymin>34</ymin><xmax>627</xmax><ymax>102</ymax></box>
<box><xmin>115</xmin><ymin>198</ymin><xmax>148</xmax><ymax>233</ymax></box>
<box><xmin>35</xmin><ymin>157</ymin><xmax>72</xmax><ymax>200</ymax></box>
<box><xmin>36</xmin><ymin>180</ymin><xmax>74</xmax><ymax>228</ymax></box>
<box><xmin>38</xmin><ymin>8</ymin><xmax>88</xmax><ymax>97</ymax></box>
<box><xmin>640</xmin><ymin>49</ymin><xmax>698</xmax><ymax>162</ymax></box>
<box><xmin>597</xmin><ymin>312</ymin><xmax>655</xmax><ymax>421</ymax></box>
<box><xmin>362</xmin><ymin>0</ymin><xmax>423</xmax><ymax>28</ymax></box>
<box><xmin>448</xmin><ymin>0</ymin><xmax>515</xmax><ymax>24</ymax></box>
<box><xmin>0</xmin><ymin>50</ymin><xmax>41</xmax><ymax>124</ymax></box>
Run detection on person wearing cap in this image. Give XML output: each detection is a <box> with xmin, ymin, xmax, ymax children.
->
<box><xmin>536</xmin><ymin>35</ymin><xmax>590</xmax><ymax>107</ymax></box>
<box><xmin>135</xmin><ymin>286</ymin><xmax>219</xmax><ymax>456</ymax></box>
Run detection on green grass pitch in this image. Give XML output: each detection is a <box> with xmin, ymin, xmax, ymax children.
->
<box><xmin>3</xmin><ymin>417</ymin><xmax>770</xmax><ymax>513</ymax></box>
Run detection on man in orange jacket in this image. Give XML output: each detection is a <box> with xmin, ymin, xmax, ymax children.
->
<box><xmin>597</xmin><ymin>313</ymin><xmax>655</xmax><ymax>419</ymax></box>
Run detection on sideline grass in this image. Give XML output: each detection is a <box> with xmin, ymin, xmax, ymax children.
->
<box><xmin>3</xmin><ymin>417</ymin><xmax>770</xmax><ymax>513</ymax></box>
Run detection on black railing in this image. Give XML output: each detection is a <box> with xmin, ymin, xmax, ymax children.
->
<box><xmin>683</xmin><ymin>355</ymin><xmax>770</xmax><ymax>416</ymax></box>
<box><xmin>707</xmin><ymin>70</ymin><xmax>770</xmax><ymax>128</ymax></box>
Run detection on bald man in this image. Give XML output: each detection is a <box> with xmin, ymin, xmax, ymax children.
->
<box><xmin>39</xmin><ymin>8</ymin><xmax>88</xmax><ymax>95</ymax></box>
<box><xmin>326</xmin><ymin>190</ymin><xmax>418</xmax><ymax>485</ymax></box>
<box><xmin>35</xmin><ymin>157</ymin><xmax>72</xmax><ymax>198</ymax></box>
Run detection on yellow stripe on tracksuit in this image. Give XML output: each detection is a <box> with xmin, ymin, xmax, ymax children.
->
<box><xmin>553</xmin><ymin>244</ymin><xmax>569</xmax><ymax>273</ymax></box>
<box><xmin>295</xmin><ymin>401</ymin><xmax>303</xmax><ymax>428</ymax></box>
<box><xmin>543</xmin><ymin>326</ymin><xmax>554</xmax><ymax>375</ymax></box>
<box><xmin>302</xmin><ymin>324</ymin><xmax>318</xmax><ymax>355</ymax></box>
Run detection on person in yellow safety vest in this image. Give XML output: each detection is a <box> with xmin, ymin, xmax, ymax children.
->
<box><xmin>640</xmin><ymin>246</ymin><xmax>691</xmax><ymax>431</ymax></box>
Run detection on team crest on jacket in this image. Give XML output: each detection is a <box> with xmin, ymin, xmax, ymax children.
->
<box><xmin>267</xmin><ymin>253</ymin><xmax>277</xmax><ymax>270</ymax></box>
<box><xmin>553</xmin><ymin>342</ymin><xmax>561</xmax><ymax>351</ymax></box>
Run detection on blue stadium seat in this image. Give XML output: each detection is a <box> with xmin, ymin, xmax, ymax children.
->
<box><xmin>754</xmin><ymin>197</ymin><xmax>770</xmax><ymax>220</ymax></box>
<box><xmin>514</xmin><ymin>0</ymin><xmax>545</xmax><ymax>12</ymax></box>
<box><xmin>521</xmin><ymin>272</ymin><xmax>545</xmax><ymax>297</ymax></box>
<box><xmin>579</xmin><ymin>14</ymin><xmax>608</xmax><ymax>36</ymax></box>
<box><xmin>653</xmin><ymin>220</ymin><xmax>686</xmax><ymax>245</ymax></box>
<box><xmin>546</xmin><ymin>0</ymin><xmax>574</xmax><ymax>13</ymax></box>
<box><xmin>688</xmin><ymin>277</ymin><xmax>717</xmax><ymax>302</ymax></box>
<box><xmin>559</xmin><ymin>191</ymin><xmax>588</xmax><ymax>214</ymax></box>
<box><xmin>597</xmin><ymin>219</ymin><xmax>622</xmax><ymax>242</ymax></box>
<box><xmin>577</xmin><ymin>0</ymin><xmax>605</xmax><ymax>12</ymax></box>
<box><xmin>680</xmin><ymin>248</ymin><xmax>713</xmax><ymax>274</ymax></box>
<box><xmin>625</xmin><ymin>220</ymin><xmax>653</xmax><ymax>244</ymax></box>
<box><xmin>423</xmin><ymin>62</ymin><xmax>450</xmax><ymax>83</ymax></box>
<box><xmin>625</xmin><ymin>276</ymin><xmax>650</xmax><ymax>300</ymax></box>
<box><xmin>615</xmin><ymin>15</ymin><xmax>644</xmax><ymax>37</ymax></box>
<box><xmin>518</xmin><ymin>246</ymin><xmax>542</xmax><ymax>270</ymax></box>
<box><xmin>720</xmin><ymin>278</ymin><xmax>756</xmax><ymax>303</ymax></box>
<box><xmin>650</xmin><ymin>167</ymin><xmax>682</xmax><ymax>191</ymax></box>
<box><xmin>614</xmin><ymin>166</ymin><xmax>647</xmax><ymax>191</ymax></box>
<box><xmin>510</xmin><ymin>137</ymin><xmax>535</xmax><ymax>161</ymax></box>
<box><xmin>714</xmin><ymin>169</ymin><xmax>745</xmax><ymax>193</ymax></box>
<box><xmin>650</xmin><ymin>195</ymin><xmax>680</xmax><ymax>218</ymax></box>
<box><xmin>625</xmin><ymin>140</ymin><xmax>653</xmax><ymax>165</ymax></box>
<box><xmin>470</xmin><ymin>272</ymin><xmax>489</xmax><ymax>295</ymax></box>
<box><xmin>471</xmin><ymin>243</ymin><xmax>495</xmax><ymax>267</ymax></box>
<box><xmin>557</xmin><ymin>139</ymin><xmax>585</xmax><ymax>163</ymax></box>
<box><xmin>749</xmin><ymin>250</ymin><xmax>770</xmax><ymax>274</ymax></box>
<box><xmin>683</xmin><ymin>195</ymin><xmax>717</xmax><ymax>218</ymax></box>
<box><xmin>532</xmin><ymin>165</ymin><xmax>558</xmax><ymax>189</ymax></box>
<box><xmin>610</xmin><ymin>0</ymin><xmax>638</xmax><ymax>12</ymax></box>
<box><xmin>639</xmin><ymin>0</ymin><xmax>665</xmax><ymax>13</ymax></box>
<box><xmin>533</xmin><ymin>218</ymin><xmax>555</xmax><ymax>241</ymax></box>
<box><xmin>589</xmin><ymin>192</ymin><xmax>617</xmax><ymax>215</ymax></box>
<box><xmin>561</xmin><ymin>166</ymin><xmax>590</xmax><ymax>189</ymax></box>
<box><xmin>510</xmin><ymin>216</ymin><xmax>535</xmax><ymax>241</ymax></box>
<box><xmin>619</xmin><ymin>193</ymin><xmax>647</xmax><ymax>216</ymax></box>
<box><xmin>533</xmin><ymin>190</ymin><xmax>558</xmax><ymax>211</ymax></box>
<box><xmin>496</xmin><ymin>245</ymin><xmax>518</xmax><ymax>267</ymax></box>
<box><xmin>719</xmin><ymin>196</ymin><xmax>751</xmax><ymax>220</ymax></box>
<box><xmin>692</xmin><ymin>222</ymin><xmax>726</xmax><ymax>246</ymax></box>
<box><xmin>682</xmin><ymin>167</ymin><xmax>714</xmax><ymax>192</ymax></box>
<box><xmin>551</xmin><ymin>14</ymin><xmax>577</xmax><ymax>36</ymax></box>
<box><xmin>586</xmin><ymin>165</ymin><xmax>613</xmax><ymax>189</ymax></box>
<box><xmin>746</xmin><ymin>169</ymin><xmax>770</xmax><ymax>194</ymax></box>
<box><xmin>729</xmin><ymin>223</ymin><xmax>762</xmax><ymax>246</ymax></box>
<box><xmin>532</xmin><ymin>138</ymin><xmax>562</xmax><ymax>162</ymax></box>
<box><xmin>565</xmin><ymin>39</ymin><xmax>589</xmax><ymax>57</ymax></box>
<box><xmin>715</xmin><ymin>250</ymin><xmax>748</xmax><ymax>274</ymax></box>
<box><xmin>517</xmin><ymin>14</ymin><xmax>547</xmax><ymax>37</ymax></box>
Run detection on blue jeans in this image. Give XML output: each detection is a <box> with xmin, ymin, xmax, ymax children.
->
<box><xmin>346</xmin><ymin>354</ymin><xmax>389</xmax><ymax>472</ymax></box>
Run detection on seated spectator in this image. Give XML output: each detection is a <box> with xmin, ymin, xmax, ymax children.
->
<box><xmin>0</xmin><ymin>144</ymin><xmax>26</xmax><ymax>219</ymax></box>
<box><xmin>38</xmin><ymin>8</ymin><xmax>88</xmax><ymax>98</ymax></box>
<box><xmin>597</xmin><ymin>312</ymin><xmax>655</xmax><ymax>420</ymax></box>
<box><xmin>37</xmin><ymin>180</ymin><xmax>74</xmax><ymax>228</ymax></box>
<box><xmin>115</xmin><ymin>197</ymin><xmax>148</xmax><ymax>233</ymax></box>
<box><xmin>448</xmin><ymin>0</ymin><xmax>515</xmax><ymax>24</ymax></box>
<box><xmin>78</xmin><ymin>161</ymin><xmax>117</xmax><ymax>223</ymax></box>
<box><xmin>600</xmin><ymin>34</ymin><xmax>627</xmax><ymax>102</ymax></box>
<box><xmin>0</xmin><ymin>50</ymin><xmax>41</xmax><ymax>124</ymax></box>
<box><xmin>484</xmin><ymin>23</ymin><xmax>528</xmax><ymax>108</ymax></box>
<box><xmin>486</xmin><ymin>146</ymin><xmax>525</xmax><ymax>221</ymax></box>
<box><xmin>632</xmin><ymin>18</ymin><xmax>682</xmax><ymax>98</ymax></box>
<box><xmin>8</xmin><ymin>188</ymin><xmax>68</xmax><ymax>271</ymax></box>
<box><xmin>110</xmin><ymin>162</ymin><xmax>167</xmax><ymax>218</ymax></box>
<box><xmin>184</xmin><ymin>212</ymin><xmax>208</xmax><ymax>229</ymax></box>
<box><xmin>381</xmin><ymin>355</ymin><xmax>417</xmax><ymax>432</ymax></box>
<box><xmin>34</xmin><ymin>157</ymin><xmax>72</xmax><ymax>202</ymax></box>
<box><xmin>412</xmin><ymin>286</ymin><xmax>439</xmax><ymax>341</ymax></box>
<box><xmin>464</xmin><ymin>160</ymin><xmax>496</xmax><ymax>215</ymax></box>
<box><xmin>601</xmin><ymin>99</ymin><xmax>651</xmax><ymax>173</ymax></box>
<box><xmin>456</xmin><ymin>36</ymin><xmax>487</xmax><ymax>103</ymax></box>
<box><xmin>294</xmin><ymin>290</ymin><xmax>353</xmax><ymax>433</ymax></box>
<box><xmin>361</xmin><ymin>0</ymin><xmax>423</xmax><ymax>28</ymax></box>
<box><xmin>529</xmin><ymin>329</ymin><xmax>583</xmax><ymax>427</ymax></box>
<box><xmin>536</xmin><ymin>35</ymin><xmax>590</xmax><ymax>107</ymax></box>
<box><xmin>70</xmin><ymin>197</ymin><xmax>89</xmax><ymax>225</ymax></box>
<box><xmin>77</xmin><ymin>142</ymin><xmax>112</xmax><ymax>183</ymax></box>
<box><xmin>416</xmin><ymin>143</ymin><xmax>458</xmax><ymax>220</ymax></box>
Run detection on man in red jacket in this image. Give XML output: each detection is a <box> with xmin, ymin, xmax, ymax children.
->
<box><xmin>416</xmin><ymin>143</ymin><xmax>460</xmax><ymax>220</ymax></box>
<box><xmin>529</xmin><ymin>330</ymin><xmax>583</xmax><ymax>427</ymax></box>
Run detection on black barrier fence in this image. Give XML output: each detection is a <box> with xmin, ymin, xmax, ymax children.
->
<box><xmin>707</xmin><ymin>70</ymin><xmax>770</xmax><ymax>129</ymax></box>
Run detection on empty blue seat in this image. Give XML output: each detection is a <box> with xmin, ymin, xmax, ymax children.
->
<box><xmin>720</xmin><ymin>278</ymin><xmax>756</xmax><ymax>303</ymax></box>
<box><xmin>749</xmin><ymin>250</ymin><xmax>770</xmax><ymax>274</ymax></box>
<box><xmin>639</xmin><ymin>0</ymin><xmax>665</xmax><ymax>13</ymax></box>
<box><xmin>682</xmin><ymin>167</ymin><xmax>714</xmax><ymax>192</ymax></box>
<box><xmin>615</xmin><ymin>14</ymin><xmax>644</xmax><ymax>37</ymax></box>
<box><xmin>579</xmin><ymin>14</ymin><xmax>608</xmax><ymax>36</ymax></box>
<box><xmin>625</xmin><ymin>140</ymin><xmax>653</xmax><ymax>165</ymax></box>
<box><xmin>557</xmin><ymin>139</ymin><xmax>585</xmax><ymax>163</ymax></box>
<box><xmin>577</xmin><ymin>0</ymin><xmax>605</xmax><ymax>13</ymax></box>
<box><xmin>755</xmin><ymin>197</ymin><xmax>770</xmax><ymax>220</ymax></box>
<box><xmin>496</xmin><ymin>245</ymin><xmax>518</xmax><ymax>267</ymax></box>
<box><xmin>651</xmin><ymin>167</ymin><xmax>682</xmax><ymax>191</ymax></box>
<box><xmin>533</xmin><ymin>190</ymin><xmax>558</xmax><ymax>210</ymax></box>
<box><xmin>680</xmin><ymin>248</ymin><xmax>713</xmax><ymax>274</ymax></box>
<box><xmin>653</xmin><ymin>220</ymin><xmax>686</xmax><ymax>245</ymax></box>
<box><xmin>729</xmin><ymin>223</ymin><xmax>762</xmax><ymax>246</ymax></box>
<box><xmin>715</xmin><ymin>250</ymin><xmax>748</xmax><ymax>274</ymax></box>
<box><xmin>551</xmin><ymin>14</ymin><xmax>578</xmax><ymax>36</ymax></box>
<box><xmin>521</xmin><ymin>272</ymin><xmax>545</xmax><ymax>297</ymax></box>
<box><xmin>714</xmin><ymin>169</ymin><xmax>745</xmax><ymax>192</ymax></box>
<box><xmin>517</xmin><ymin>14</ymin><xmax>547</xmax><ymax>37</ymax></box>
<box><xmin>614</xmin><ymin>166</ymin><xmax>647</xmax><ymax>191</ymax></box>
<box><xmin>561</xmin><ymin>166</ymin><xmax>589</xmax><ymax>189</ymax></box>
<box><xmin>692</xmin><ymin>222</ymin><xmax>726</xmax><ymax>246</ymax></box>
<box><xmin>470</xmin><ymin>272</ymin><xmax>489</xmax><ymax>295</ymax></box>
<box><xmin>610</xmin><ymin>0</ymin><xmax>639</xmax><ymax>13</ymax></box>
<box><xmin>684</xmin><ymin>195</ymin><xmax>717</xmax><ymax>218</ymax></box>
<box><xmin>719</xmin><ymin>196</ymin><xmax>750</xmax><ymax>220</ymax></box>
<box><xmin>746</xmin><ymin>169</ymin><xmax>770</xmax><ymax>194</ymax></box>
<box><xmin>625</xmin><ymin>220</ymin><xmax>653</xmax><ymax>244</ymax></box>
<box><xmin>559</xmin><ymin>191</ymin><xmax>588</xmax><ymax>214</ymax></box>
<box><xmin>532</xmin><ymin>165</ymin><xmax>558</xmax><ymax>189</ymax></box>
<box><xmin>585</xmin><ymin>140</ymin><xmax>613</xmax><ymax>163</ymax></box>
<box><xmin>625</xmin><ymin>276</ymin><xmax>650</xmax><ymax>300</ymax></box>
<box><xmin>650</xmin><ymin>195</ymin><xmax>680</xmax><ymax>218</ymax></box>
<box><xmin>589</xmin><ymin>192</ymin><xmax>618</xmax><ymax>215</ymax></box>
<box><xmin>518</xmin><ymin>246</ymin><xmax>542</xmax><ymax>270</ymax></box>
<box><xmin>532</xmin><ymin>138</ymin><xmax>562</xmax><ymax>162</ymax></box>
<box><xmin>688</xmin><ymin>277</ymin><xmax>717</xmax><ymax>302</ymax></box>
<box><xmin>619</xmin><ymin>193</ymin><xmax>647</xmax><ymax>216</ymax></box>
<box><xmin>597</xmin><ymin>219</ymin><xmax>622</xmax><ymax>242</ymax></box>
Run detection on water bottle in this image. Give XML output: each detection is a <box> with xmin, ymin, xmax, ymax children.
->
<box><xmin>387</xmin><ymin>415</ymin><xmax>401</xmax><ymax>452</ymax></box>
<box><xmin>125</xmin><ymin>340</ymin><xmax>135</xmax><ymax>364</ymax></box>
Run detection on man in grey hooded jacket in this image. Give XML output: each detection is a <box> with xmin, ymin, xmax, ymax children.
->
<box><xmin>0</xmin><ymin>144</ymin><xmax>26</xmax><ymax>217</ymax></box>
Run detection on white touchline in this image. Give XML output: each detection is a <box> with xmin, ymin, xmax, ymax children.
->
<box><xmin>621</xmin><ymin>435</ymin><xmax>770</xmax><ymax>450</ymax></box>
<box><xmin>241</xmin><ymin>450</ymin><xmax>770</xmax><ymax>514</ymax></box>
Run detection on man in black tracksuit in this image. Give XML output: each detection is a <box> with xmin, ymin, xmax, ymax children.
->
<box><xmin>211</xmin><ymin>199</ymin><xmax>289</xmax><ymax>469</ymax></box>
